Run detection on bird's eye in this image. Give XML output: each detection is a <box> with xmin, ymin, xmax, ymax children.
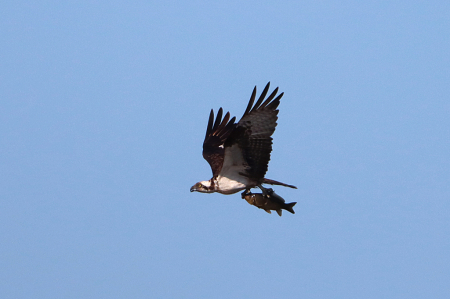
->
<box><xmin>197</xmin><ymin>183</ymin><xmax>202</xmax><ymax>188</ymax></box>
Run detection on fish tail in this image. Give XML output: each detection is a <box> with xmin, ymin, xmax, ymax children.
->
<box><xmin>263</xmin><ymin>178</ymin><xmax>297</xmax><ymax>189</ymax></box>
<box><xmin>284</xmin><ymin>202</ymin><xmax>297</xmax><ymax>214</ymax></box>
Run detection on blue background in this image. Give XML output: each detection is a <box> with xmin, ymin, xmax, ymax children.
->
<box><xmin>1</xmin><ymin>1</ymin><xmax>449</xmax><ymax>298</ymax></box>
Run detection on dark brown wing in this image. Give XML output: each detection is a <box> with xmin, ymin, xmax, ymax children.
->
<box><xmin>202</xmin><ymin>108</ymin><xmax>236</xmax><ymax>177</ymax></box>
<box><xmin>226</xmin><ymin>82</ymin><xmax>283</xmax><ymax>181</ymax></box>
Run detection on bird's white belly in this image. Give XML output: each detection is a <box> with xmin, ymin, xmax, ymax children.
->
<box><xmin>215</xmin><ymin>144</ymin><xmax>253</xmax><ymax>194</ymax></box>
<box><xmin>215</xmin><ymin>175</ymin><xmax>248</xmax><ymax>194</ymax></box>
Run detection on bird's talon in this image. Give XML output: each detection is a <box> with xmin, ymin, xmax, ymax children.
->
<box><xmin>241</xmin><ymin>189</ymin><xmax>251</xmax><ymax>199</ymax></box>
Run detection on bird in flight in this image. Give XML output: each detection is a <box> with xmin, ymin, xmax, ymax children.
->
<box><xmin>190</xmin><ymin>82</ymin><xmax>296</xmax><ymax>202</ymax></box>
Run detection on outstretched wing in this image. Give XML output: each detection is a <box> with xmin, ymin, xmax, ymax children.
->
<box><xmin>202</xmin><ymin>108</ymin><xmax>236</xmax><ymax>177</ymax></box>
<box><xmin>226</xmin><ymin>82</ymin><xmax>283</xmax><ymax>181</ymax></box>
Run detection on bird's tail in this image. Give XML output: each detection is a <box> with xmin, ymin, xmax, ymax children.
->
<box><xmin>284</xmin><ymin>202</ymin><xmax>297</xmax><ymax>214</ymax></box>
<box><xmin>263</xmin><ymin>178</ymin><xmax>297</xmax><ymax>189</ymax></box>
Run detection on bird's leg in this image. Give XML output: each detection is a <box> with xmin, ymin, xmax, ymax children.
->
<box><xmin>258</xmin><ymin>185</ymin><xmax>274</xmax><ymax>197</ymax></box>
<box><xmin>241</xmin><ymin>189</ymin><xmax>251</xmax><ymax>199</ymax></box>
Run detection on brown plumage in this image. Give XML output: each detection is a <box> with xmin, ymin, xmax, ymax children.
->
<box><xmin>191</xmin><ymin>82</ymin><xmax>297</xmax><ymax>196</ymax></box>
<box><xmin>201</xmin><ymin>82</ymin><xmax>282</xmax><ymax>181</ymax></box>
<box><xmin>242</xmin><ymin>189</ymin><xmax>296</xmax><ymax>216</ymax></box>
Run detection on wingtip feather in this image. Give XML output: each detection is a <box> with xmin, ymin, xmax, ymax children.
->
<box><xmin>252</xmin><ymin>82</ymin><xmax>271</xmax><ymax>111</ymax></box>
<box><xmin>243</xmin><ymin>86</ymin><xmax>257</xmax><ymax>116</ymax></box>
<box><xmin>212</xmin><ymin>108</ymin><xmax>223</xmax><ymax>132</ymax></box>
<box><xmin>206</xmin><ymin>109</ymin><xmax>214</xmax><ymax>137</ymax></box>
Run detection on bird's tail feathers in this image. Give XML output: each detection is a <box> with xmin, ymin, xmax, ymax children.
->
<box><xmin>263</xmin><ymin>178</ymin><xmax>297</xmax><ymax>189</ymax></box>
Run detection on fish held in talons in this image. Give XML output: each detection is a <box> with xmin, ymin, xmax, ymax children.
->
<box><xmin>241</xmin><ymin>189</ymin><xmax>296</xmax><ymax>216</ymax></box>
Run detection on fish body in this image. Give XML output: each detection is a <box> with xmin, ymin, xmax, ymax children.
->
<box><xmin>241</xmin><ymin>189</ymin><xmax>296</xmax><ymax>216</ymax></box>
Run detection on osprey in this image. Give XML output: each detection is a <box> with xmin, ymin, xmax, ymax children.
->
<box><xmin>190</xmin><ymin>82</ymin><xmax>297</xmax><ymax>196</ymax></box>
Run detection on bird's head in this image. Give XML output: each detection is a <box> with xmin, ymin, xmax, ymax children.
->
<box><xmin>190</xmin><ymin>181</ymin><xmax>213</xmax><ymax>193</ymax></box>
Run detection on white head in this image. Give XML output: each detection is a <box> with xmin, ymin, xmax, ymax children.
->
<box><xmin>190</xmin><ymin>180</ymin><xmax>214</xmax><ymax>193</ymax></box>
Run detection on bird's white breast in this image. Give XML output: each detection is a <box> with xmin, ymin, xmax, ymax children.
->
<box><xmin>215</xmin><ymin>144</ymin><xmax>252</xmax><ymax>194</ymax></box>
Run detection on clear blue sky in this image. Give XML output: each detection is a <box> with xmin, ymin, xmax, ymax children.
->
<box><xmin>1</xmin><ymin>1</ymin><xmax>449</xmax><ymax>298</ymax></box>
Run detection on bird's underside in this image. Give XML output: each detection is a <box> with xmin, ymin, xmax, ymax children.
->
<box><xmin>190</xmin><ymin>82</ymin><xmax>296</xmax><ymax>213</ymax></box>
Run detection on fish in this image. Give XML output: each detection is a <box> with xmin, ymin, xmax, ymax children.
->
<box><xmin>241</xmin><ymin>189</ymin><xmax>296</xmax><ymax>216</ymax></box>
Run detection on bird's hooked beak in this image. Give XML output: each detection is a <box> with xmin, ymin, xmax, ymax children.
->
<box><xmin>190</xmin><ymin>185</ymin><xmax>197</xmax><ymax>192</ymax></box>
